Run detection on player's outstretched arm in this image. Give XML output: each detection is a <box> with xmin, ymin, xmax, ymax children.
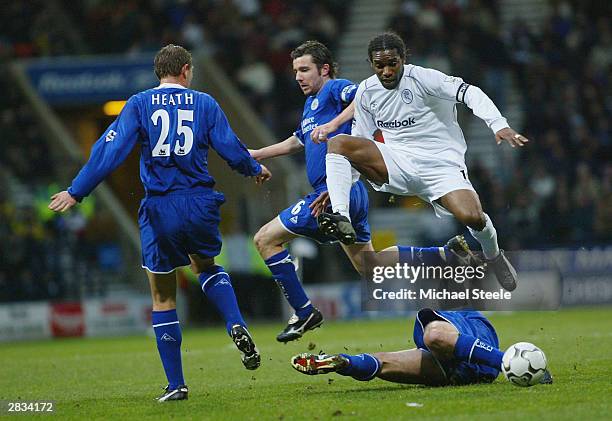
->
<box><xmin>413</xmin><ymin>67</ymin><xmax>528</xmax><ymax>150</ymax></box>
<box><xmin>311</xmin><ymin>101</ymin><xmax>355</xmax><ymax>144</ymax></box>
<box><xmin>67</xmin><ymin>96</ymin><xmax>141</xmax><ymax>201</ymax></box>
<box><xmin>249</xmin><ymin>135</ymin><xmax>303</xmax><ymax>161</ymax></box>
<box><xmin>461</xmin><ymin>84</ymin><xmax>529</xmax><ymax>148</ymax></box>
<box><xmin>48</xmin><ymin>191</ymin><xmax>77</xmax><ymax>212</ymax></box>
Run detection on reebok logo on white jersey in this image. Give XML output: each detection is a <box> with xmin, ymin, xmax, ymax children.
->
<box><xmin>160</xmin><ymin>333</ymin><xmax>176</xmax><ymax>342</ymax></box>
<box><xmin>376</xmin><ymin>118</ymin><xmax>416</xmax><ymax>129</ymax></box>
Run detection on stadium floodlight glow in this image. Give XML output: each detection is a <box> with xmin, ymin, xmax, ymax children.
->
<box><xmin>103</xmin><ymin>100</ymin><xmax>127</xmax><ymax>116</ymax></box>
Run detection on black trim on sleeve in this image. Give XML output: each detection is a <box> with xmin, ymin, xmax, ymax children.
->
<box><xmin>456</xmin><ymin>83</ymin><xmax>470</xmax><ymax>104</ymax></box>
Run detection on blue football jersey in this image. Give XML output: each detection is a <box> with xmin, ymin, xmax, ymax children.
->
<box><xmin>293</xmin><ymin>79</ymin><xmax>358</xmax><ymax>192</ymax></box>
<box><xmin>68</xmin><ymin>83</ymin><xmax>261</xmax><ymax>199</ymax></box>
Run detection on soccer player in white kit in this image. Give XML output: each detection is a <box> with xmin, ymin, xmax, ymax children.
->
<box><xmin>317</xmin><ymin>32</ymin><xmax>528</xmax><ymax>291</ymax></box>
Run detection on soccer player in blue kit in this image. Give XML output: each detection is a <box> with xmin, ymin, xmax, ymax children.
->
<box><xmin>48</xmin><ymin>45</ymin><xmax>272</xmax><ymax>402</ymax></box>
<box><xmin>292</xmin><ymin>308</ymin><xmax>552</xmax><ymax>386</ymax></box>
<box><xmin>249</xmin><ymin>41</ymin><xmax>370</xmax><ymax>342</ymax></box>
<box><xmin>249</xmin><ymin>41</ymin><xmax>472</xmax><ymax>343</ymax></box>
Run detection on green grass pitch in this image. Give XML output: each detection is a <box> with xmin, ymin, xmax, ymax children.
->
<box><xmin>1</xmin><ymin>307</ymin><xmax>611</xmax><ymax>420</ymax></box>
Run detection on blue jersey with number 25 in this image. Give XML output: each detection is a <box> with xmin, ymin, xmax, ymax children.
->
<box><xmin>68</xmin><ymin>83</ymin><xmax>261</xmax><ymax>200</ymax></box>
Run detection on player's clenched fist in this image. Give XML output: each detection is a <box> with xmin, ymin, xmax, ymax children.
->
<box><xmin>255</xmin><ymin>164</ymin><xmax>272</xmax><ymax>184</ymax></box>
<box><xmin>48</xmin><ymin>191</ymin><xmax>77</xmax><ymax>212</ymax></box>
<box><xmin>311</xmin><ymin>122</ymin><xmax>337</xmax><ymax>144</ymax></box>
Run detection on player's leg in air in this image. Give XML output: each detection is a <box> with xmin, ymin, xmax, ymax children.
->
<box><xmin>321</xmin><ymin>134</ymin><xmax>518</xmax><ymax>291</ymax></box>
<box><xmin>435</xmin><ymin>190</ymin><xmax>517</xmax><ymax>290</ymax></box>
<box><xmin>189</xmin><ymin>255</ymin><xmax>260</xmax><ymax>371</ymax></box>
<box><xmin>291</xmin><ymin>308</ymin><xmax>553</xmax><ymax>386</ymax></box>
<box><xmin>309</xmin><ymin>176</ymin><xmax>480</xmax><ymax>275</ymax></box>
<box><xmin>184</xmin><ymin>194</ymin><xmax>260</xmax><ymax>372</ymax></box>
<box><xmin>313</xmin><ymin>133</ymin><xmax>421</xmax><ymax>256</ymax></box>
<box><xmin>318</xmin><ymin>135</ymin><xmax>386</xmax><ymax>245</ymax></box>
<box><xmin>342</xmin><ymin>235</ymin><xmax>480</xmax><ymax>277</ymax></box>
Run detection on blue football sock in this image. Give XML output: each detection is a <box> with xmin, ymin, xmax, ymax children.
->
<box><xmin>454</xmin><ymin>334</ymin><xmax>503</xmax><ymax>369</ymax></box>
<box><xmin>397</xmin><ymin>245</ymin><xmax>450</xmax><ymax>266</ymax></box>
<box><xmin>152</xmin><ymin>309</ymin><xmax>185</xmax><ymax>389</ymax></box>
<box><xmin>199</xmin><ymin>266</ymin><xmax>246</xmax><ymax>335</ymax></box>
<box><xmin>337</xmin><ymin>353</ymin><xmax>381</xmax><ymax>381</ymax></box>
<box><xmin>265</xmin><ymin>250</ymin><xmax>312</xmax><ymax>319</ymax></box>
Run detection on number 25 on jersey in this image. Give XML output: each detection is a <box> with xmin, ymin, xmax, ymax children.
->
<box><xmin>150</xmin><ymin>108</ymin><xmax>194</xmax><ymax>157</ymax></box>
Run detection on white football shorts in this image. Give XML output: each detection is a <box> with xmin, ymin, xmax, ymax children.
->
<box><xmin>368</xmin><ymin>141</ymin><xmax>475</xmax><ymax>217</ymax></box>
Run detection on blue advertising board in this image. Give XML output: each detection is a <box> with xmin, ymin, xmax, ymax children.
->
<box><xmin>24</xmin><ymin>54</ymin><xmax>158</xmax><ymax>105</ymax></box>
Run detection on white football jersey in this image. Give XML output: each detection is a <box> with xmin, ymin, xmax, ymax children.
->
<box><xmin>353</xmin><ymin>64</ymin><xmax>509</xmax><ymax>165</ymax></box>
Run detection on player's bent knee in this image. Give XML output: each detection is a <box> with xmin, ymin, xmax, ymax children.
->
<box><xmin>423</xmin><ymin>321</ymin><xmax>455</xmax><ymax>351</ymax></box>
<box><xmin>327</xmin><ymin>134</ymin><xmax>350</xmax><ymax>155</ymax></box>
<box><xmin>457</xmin><ymin>209</ymin><xmax>486</xmax><ymax>230</ymax></box>
<box><xmin>253</xmin><ymin>228</ymin><xmax>265</xmax><ymax>251</ymax></box>
<box><xmin>470</xmin><ymin>213</ymin><xmax>487</xmax><ymax>231</ymax></box>
<box><xmin>253</xmin><ymin>226</ymin><xmax>273</xmax><ymax>254</ymax></box>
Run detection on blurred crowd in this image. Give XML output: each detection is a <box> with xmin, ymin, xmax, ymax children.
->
<box><xmin>2</xmin><ymin>0</ymin><xmax>348</xmax><ymax>135</ymax></box>
<box><xmin>62</xmin><ymin>0</ymin><xmax>348</xmax><ymax>138</ymax></box>
<box><xmin>0</xmin><ymin>74</ymin><xmax>115</xmax><ymax>302</ymax></box>
<box><xmin>389</xmin><ymin>0</ymin><xmax>611</xmax><ymax>247</ymax></box>
<box><xmin>0</xmin><ymin>1</ymin><xmax>610</xmax><ymax>303</ymax></box>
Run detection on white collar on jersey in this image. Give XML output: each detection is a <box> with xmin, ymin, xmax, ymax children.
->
<box><xmin>155</xmin><ymin>83</ymin><xmax>187</xmax><ymax>89</ymax></box>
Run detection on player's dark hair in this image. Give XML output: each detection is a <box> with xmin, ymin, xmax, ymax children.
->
<box><xmin>367</xmin><ymin>32</ymin><xmax>407</xmax><ymax>61</ymax></box>
<box><xmin>154</xmin><ymin>44</ymin><xmax>192</xmax><ymax>80</ymax></box>
<box><xmin>291</xmin><ymin>40</ymin><xmax>338</xmax><ymax>78</ymax></box>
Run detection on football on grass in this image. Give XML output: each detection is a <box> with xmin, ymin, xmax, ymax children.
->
<box><xmin>502</xmin><ymin>342</ymin><xmax>547</xmax><ymax>387</ymax></box>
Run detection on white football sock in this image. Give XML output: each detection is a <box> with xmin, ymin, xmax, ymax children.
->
<box><xmin>325</xmin><ymin>153</ymin><xmax>352</xmax><ymax>220</ymax></box>
<box><xmin>468</xmin><ymin>213</ymin><xmax>500</xmax><ymax>260</ymax></box>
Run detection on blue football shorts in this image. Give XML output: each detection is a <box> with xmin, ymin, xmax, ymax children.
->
<box><xmin>278</xmin><ymin>180</ymin><xmax>371</xmax><ymax>244</ymax></box>
<box><xmin>139</xmin><ymin>189</ymin><xmax>225</xmax><ymax>273</ymax></box>
<box><xmin>413</xmin><ymin>308</ymin><xmax>501</xmax><ymax>385</ymax></box>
